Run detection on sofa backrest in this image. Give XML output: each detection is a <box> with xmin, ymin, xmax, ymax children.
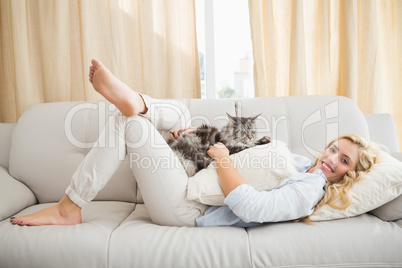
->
<box><xmin>9</xmin><ymin>101</ymin><xmax>138</xmax><ymax>204</ymax></box>
<box><xmin>364</xmin><ymin>113</ymin><xmax>400</xmax><ymax>153</ymax></box>
<box><xmin>8</xmin><ymin>95</ymin><xmax>370</xmax><ymax>204</ymax></box>
<box><xmin>237</xmin><ymin>95</ymin><xmax>370</xmax><ymax>158</ymax></box>
<box><xmin>184</xmin><ymin>95</ymin><xmax>370</xmax><ymax>159</ymax></box>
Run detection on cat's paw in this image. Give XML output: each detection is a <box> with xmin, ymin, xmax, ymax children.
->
<box><xmin>257</xmin><ymin>136</ymin><xmax>271</xmax><ymax>145</ymax></box>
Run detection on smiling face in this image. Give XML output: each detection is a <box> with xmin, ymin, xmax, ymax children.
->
<box><xmin>315</xmin><ymin>139</ymin><xmax>360</xmax><ymax>183</ymax></box>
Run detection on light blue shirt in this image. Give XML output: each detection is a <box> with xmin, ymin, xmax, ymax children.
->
<box><xmin>196</xmin><ymin>154</ymin><xmax>327</xmax><ymax>227</ymax></box>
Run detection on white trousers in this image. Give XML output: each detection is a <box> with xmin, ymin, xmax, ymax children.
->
<box><xmin>65</xmin><ymin>96</ymin><xmax>208</xmax><ymax>227</ymax></box>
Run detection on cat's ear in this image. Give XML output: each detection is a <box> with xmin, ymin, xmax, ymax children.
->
<box><xmin>226</xmin><ymin>113</ymin><xmax>236</xmax><ymax>122</ymax></box>
<box><xmin>250</xmin><ymin>113</ymin><xmax>261</xmax><ymax>123</ymax></box>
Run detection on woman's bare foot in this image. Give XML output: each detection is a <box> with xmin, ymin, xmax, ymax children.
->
<box><xmin>10</xmin><ymin>195</ymin><xmax>82</xmax><ymax>226</ymax></box>
<box><xmin>88</xmin><ymin>59</ymin><xmax>147</xmax><ymax>117</ymax></box>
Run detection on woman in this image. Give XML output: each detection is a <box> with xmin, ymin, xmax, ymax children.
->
<box><xmin>202</xmin><ymin>134</ymin><xmax>379</xmax><ymax>226</ymax></box>
<box><xmin>10</xmin><ymin>60</ymin><xmax>380</xmax><ymax>227</ymax></box>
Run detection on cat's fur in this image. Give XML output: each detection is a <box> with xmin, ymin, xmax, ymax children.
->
<box><xmin>167</xmin><ymin>113</ymin><xmax>271</xmax><ymax>177</ymax></box>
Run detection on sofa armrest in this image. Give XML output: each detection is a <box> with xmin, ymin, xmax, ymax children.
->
<box><xmin>364</xmin><ymin>113</ymin><xmax>399</xmax><ymax>153</ymax></box>
<box><xmin>0</xmin><ymin>123</ymin><xmax>15</xmax><ymax>170</ymax></box>
<box><xmin>0</xmin><ymin>166</ymin><xmax>37</xmax><ymax>221</ymax></box>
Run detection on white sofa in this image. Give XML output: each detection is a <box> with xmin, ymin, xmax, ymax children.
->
<box><xmin>1</xmin><ymin>95</ymin><xmax>402</xmax><ymax>268</ymax></box>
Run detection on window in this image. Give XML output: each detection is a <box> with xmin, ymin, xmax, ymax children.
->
<box><xmin>196</xmin><ymin>0</ymin><xmax>254</xmax><ymax>99</ymax></box>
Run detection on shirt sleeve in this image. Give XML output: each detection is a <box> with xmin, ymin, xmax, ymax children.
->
<box><xmin>291</xmin><ymin>153</ymin><xmax>313</xmax><ymax>173</ymax></box>
<box><xmin>139</xmin><ymin>94</ymin><xmax>191</xmax><ymax>131</ymax></box>
<box><xmin>224</xmin><ymin>172</ymin><xmax>326</xmax><ymax>223</ymax></box>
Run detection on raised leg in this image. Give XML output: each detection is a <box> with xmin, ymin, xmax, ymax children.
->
<box><xmin>10</xmin><ymin>59</ymin><xmax>145</xmax><ymax>226</ymax></box>
<box><xmin>10</xmin><ymin>59</ymin><xmax>201</xmax><ymax>227</ymax></box>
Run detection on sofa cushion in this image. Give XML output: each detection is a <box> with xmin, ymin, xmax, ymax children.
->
<box><xmin>364</xmin><ymin>113</ymin><xmax>400</xmax><ymax>153</ymax></box>
<box><xmin>283</xmin><ymin>95</ymin><xmax>370</xmax><ymax>158</ymax></box>
<box><xmin>8</xmin><ymin>102</ymin><xmax>137</xmax><ymax>204</ymax></box>
<box><xmin>247</xmin><ymin>214</ymin><xmax>402</xmax><ymax>267</ymax></box>
<box><xmin>0</xmin><ymin>166</ymin><xmax>37</xmax><ymax>221</ymax></box>
<box><xmin>239</xmin><ymin>96</ymin><xmax>370</xmax><ymax>160</ymax></box>
<box><xmin>310</xmin><ymin>151</ymin><xmax>402</xmax><ymax>221</ymax></box>
<box><xmin>185</xmin><ymin>98</ymin><xmax>237</xmax><ymax>129</ymax></box>
<box><xmin>187</xmin><ymin>141</ymin><xmax>296</xmax><ymax>206</ymax></box>
<box><xmin>0</xmin><ymin>201</ymin><xmax>135</xmax><ymax>268</ymax></box>
<box><xmin>108</xmin><ymin>204</ymin><xmax>251</xmax><ymax>268</ymax></box>
<box><xmin>370</xmin><ymin>194</ymin><xmax>402</xmax><ymax>221</ymax></box>
<box><xmin>235</xmin><ymin>97</ymin><xmax>290</xmax><ymax>144</ymax></box>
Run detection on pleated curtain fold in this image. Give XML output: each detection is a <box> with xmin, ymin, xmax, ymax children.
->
<box><xmin>0</xmin><ymin>0</ymin><xmax>200</xmax><ymax>123</ymax></box>
<box><xmin>248</xmin><ymin>0</ymin><xmax>402</xmax><ymax>148</ymax></box>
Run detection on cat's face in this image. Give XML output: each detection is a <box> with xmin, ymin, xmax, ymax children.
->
<box><xmin>224</xmin><ymin>114</ymin><xmax>259</xmax><ymax>145</ymax></box>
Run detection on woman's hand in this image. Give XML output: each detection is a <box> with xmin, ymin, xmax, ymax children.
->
<box><xmin>207</xmin><ymin>142</ymin><xmax>230</xmax><ymax>161</ymax></box>
<box><xmin>169</xmin><ymin>127</ymin><xmax>197</xmax><ymax>140</ymax></box>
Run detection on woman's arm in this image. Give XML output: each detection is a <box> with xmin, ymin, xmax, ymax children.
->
<box><xmin>224</xmin><ymin>179</ymin><xmax>325</xmax><ymax>223</ymax></box>
<box><xmin>208</xmin><ymin>143</ymin><xmax>326</xmax><ymax>223</ymax></box>
<box><xmin>207</xmin><ymin>143</ymin><xmax>246</xmax><ymax>196</ymax></box>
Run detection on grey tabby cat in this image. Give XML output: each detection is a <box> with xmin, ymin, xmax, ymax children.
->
<box><xmin>167</xmin><ymin>113</ymin><xmax>271</xmax><ymax>177</ymax></box>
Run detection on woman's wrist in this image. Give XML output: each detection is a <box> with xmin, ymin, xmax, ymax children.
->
<box><xmin>215</xmin><ymin>156</ymin><xmax>232</xmax><ymax>169</ymax></box>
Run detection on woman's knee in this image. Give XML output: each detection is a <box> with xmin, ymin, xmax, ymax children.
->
<box><xmin>124</xmin><ymin>115</ymin><xmax>159</xmax><ymax>148</ymax></box>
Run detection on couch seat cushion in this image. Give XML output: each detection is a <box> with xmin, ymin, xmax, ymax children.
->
<box><xmin>0</xmin><ymin>201</ymin><xmax>134</xmax><ymax>268</ymax></box>
<box><xmin>108</xmin><ymin>204</ymin><xmax>251</xmax><ymax>268</ymax></box>
<box><xmin>247</xmin><ymin>214</ymin><xmax>402</xmax><ymax>267</ymax></box>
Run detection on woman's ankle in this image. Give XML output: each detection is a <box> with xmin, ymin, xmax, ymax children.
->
<box><xmin>59</xmin><ymin>195</ymin><xmax>81</xmax><ymax>215</ymax></box>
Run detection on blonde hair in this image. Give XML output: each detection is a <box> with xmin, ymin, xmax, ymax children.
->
<box><xmin>301</xmin><ymin>134</ymin><xmax>381</xmax><ymax>223</ymax></box>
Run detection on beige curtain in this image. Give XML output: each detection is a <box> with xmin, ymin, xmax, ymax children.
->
<box><xmin>249</xmin><ymin>0</ymin><xmax>402</xmax><ymax>149</ymax></box>
<box><xmin>0</xmin><ymin>0</ymin><xmax>200</xmax><ymax>123</ymax></box>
